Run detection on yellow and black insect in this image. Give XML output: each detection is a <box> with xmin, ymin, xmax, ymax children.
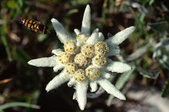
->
<box><xmin>21</xmin><ymin>18</ymin><xmax>49</xmax><ymax>34</ymax></box>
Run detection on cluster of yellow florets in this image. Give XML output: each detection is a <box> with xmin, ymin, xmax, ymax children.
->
<box><xmin>86</xmin><ymin>67</ymin><xmax>100</xmax><ymax>80</ymax></box>
<box><xmin>95</xmin><ymin>41</ymin><xmax>108</xmax><ymax>55</ymax></box>
<box><xmin>58</xmin><ymin>52</ymin><xmax>70</xmax><ymax>64</ymax></box>
<box><xmin>62</xmin><ymin>34</ymin><xmax>109</xmax><ymax>82</ymax></box>
<box><xmin>65</xmin><ymin>63</ymin><xmax>76</xmax><ymax>74</ymax></box>
<box><xmin>74</xmin><ymin>69</ymin><xmax>86</xmax><ymax>82</ymax></box>
<box><xmin>64</xmin><ymin>41</ymin><xmax>76</xmax><ymax>53</ymax></box>
<box><xmin>92</xmin><ymin>54</ymin><xmax>106</xmax><ymax>67</ymax></box>
<box><xmin>81</xmin><ymin>44</ymin><xmax>94</xmax><ymax>57</ymax></box>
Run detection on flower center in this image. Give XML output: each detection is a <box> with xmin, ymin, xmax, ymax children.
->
<box><xmin>62</xmin><ymin>33</ymin><xmax>109</xmax><ymax>82</ymax></box>
<box><xmin>74</xmin><ymin>53</ymin><xmax>88</xmax><ymax>67</ymax></box>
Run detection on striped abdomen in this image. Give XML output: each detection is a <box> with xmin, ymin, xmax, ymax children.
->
<box><xmin>21</xmin><ymin>18</ymin><xmax>48</xmax><ymax>34</ymax></box>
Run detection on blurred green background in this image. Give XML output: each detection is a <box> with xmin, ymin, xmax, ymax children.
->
<box><xmin>1</xmin><ymin>0</ymin><xmax>169</xmax><ymax>112</ymax></box>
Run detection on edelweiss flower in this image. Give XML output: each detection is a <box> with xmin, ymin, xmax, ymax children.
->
<box><xmin>28</xmin><ymin>5</ymin><xmax>135</xmax><ymax>110</ymax></box>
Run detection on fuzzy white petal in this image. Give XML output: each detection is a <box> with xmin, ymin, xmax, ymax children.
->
<box><xmin>67</xmin><ymin>78</ymin><xmax>76</xmax><ymax>87</ymax></box>
<box><xmin>86</xmin><ymin>32</ymin><xmax>99</xmax><ymax>45</ymax></box>
<box><xmin>105</xmin><ymin>47</ymin><xmax>120</xmax><ymax>57</ymax></box>
<box><xmin>73</xmin><ymin>92</ymin><xmax>77</xmax><ymax>100</ymax></box>
<box><xmin>92</xmin><ymin>28</ymin><xmax>99</xmax><ymax>33</ymax></box>
<box><xmin>97</xmin><ymin>79</ymin><xmax>126</xmax><ymax>100</ymax></box>
<box><xmin>101</xmin><ymin>71</ymin><xmax>112</xmax><ymax>79</ymax></box>
<box><xmin>86</xmin><ymin>30</ymin><xmax>105</xmax><ymax>44</ymax></box>
<box><xmin>74</xmin><ymin>29</ymin><xmax>80</xmax><ymax>35</ymax></box>
<box><xmin>81</xmin><ymin>5</ymin><xmax>91</xmax><ymax>34</ymax></box>
<box><xmin>106</xmin><ymin>26</ymin><xmax>135</xmax><ymax>46</ymax></box>
<box><xmin>106</xmin><ymin>60</ymin><xmax>131</xmax><ymax>73</ymax></box>
<box><xmin>28</xmin><ymin>56</ymin><xmax>57</xmax><ymax>67</ymax></box>
<box><xmin>90</xmin><ymin>81</ymin><xmax>98</xmax><ymax>92</ymax></box>
<box><xmin>76</xmin><ymin>80</ymin><xmax>88</xmax><ymax>110</ymax></box>
<box><xmin>51</xmin><ymin>18</ymin><xmax>73</xmax><ymax>44</ymax></box>
<box><xmin>53</xmin><ymin>63</ymin><xmax>64</xmax><ymax>72</ymax></box>
<box><xmin>52</xmin><ymin>49</ymin><xmax>63</xmax><ymax>55</ymax></box>
<box><xmin>98</xmin><ymin>32</ymin><xmax>105</xmax><ymax>41</ymax></box>
<box><xmin>45</xmin><ymin>72</ymin><xmax>70</xmax><ymax>92</ymax></box>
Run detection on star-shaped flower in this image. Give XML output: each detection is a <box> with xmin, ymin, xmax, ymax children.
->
<box><xmin>28</xmin><ymin>5</ymin><xmax>135</xmax><ymax>110</ymax></box>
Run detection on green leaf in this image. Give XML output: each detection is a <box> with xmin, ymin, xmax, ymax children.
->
<box><xmin>1</xmin><ymin>0</ymin><xmax>8</xmax><ymax>8</ymax></box>
<box><xmin>137</xmin><ymin>67</ymin><xmax>160</xmax><ymax>79</ymax></box>
<box><xmin>70</xmin><ymin>0</ymin><xmax>89</xmax><ymax>6</ymax></box>
<box><xmin>155</xmin><ymin>43</ymin><xmax>169</xmax><ymax>70</ymax></box>
<box><xmin>107</xmin><ymin>65</ymin><xmax>135</xmax><ymax>106</ymax></box>
<box><xmin>115</xmin><ymin>66</ymin><xmax>135</xmax><ymax>90</ymax></box>
<box><xmin>101</xmin><ymin>0</ymin><xmax>108</xmax><ymax>21</ymax></box>
<box><xmin>161</xmin><ymin>4</ymin><xmax>169</xmax><ymax>12</ymax></box>
<box><xmin>31</xmin><ymin>90</ymin><xmax>40</xmax><ymax>104</ymax></box>
<box><xmin>126</xmin><ymin>44</ymin><xmax>151</xmax><ymax>61</ymax></box>
<box><xmin>159</xmin><ymin>55</ymin><xmax>169</xmax><ymax>70</ymax></box>
<box><xmin>109</xmin><ymin>0</ymin><xmax>115</xmax><ymax>13</ymax></box>
<box><xmin>7</xmin><ymin>0</ymin><xmax>18</xmax><ymax>9</ymax></box>
<box><xmin>162</xmin><ymin>79</ymin><xmax>169</xmax><ymax>97</ymax></box>
<box><xmin>17</xmin><ymin>0</ymin><xmax>23</xmax><ymax>7</ymax></box>
<box><xmin>66</xmin><ymin>9</ymin><xmax>78</xmax><ymax>16</ymax></box>
<box><xmin>0</xmin><ymin>21</ymin><xmax>13</xmax><ymax>61</ymax></box>
<box><xmin>0</xmin><ymin>102</ymin><xmax>40</xmax><ymax>110</ymax></box>
<box><xmin>149</xmin><ymin>0</ymin><xmax>154</xmax><ymax>6</ymax></box>
<box><xmin>149</xmin><ymin>21</ymin><xmax>169</xmax><ymax>33</ymax></box>
<box><xmin>153</xmin><ymin>38</ymin><xmax>169</xmax><ymax>59</ymax></box>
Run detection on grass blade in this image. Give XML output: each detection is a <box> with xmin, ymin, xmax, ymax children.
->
<box><xmin>0</xmin><ymin>102</ymin><xmax>40</xmax><ymax>110</ymax></box>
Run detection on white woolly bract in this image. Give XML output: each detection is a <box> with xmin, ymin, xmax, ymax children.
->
<box><xmin>45</xmin><ymin>72</ymin><xmax>70</xmax><ymax>92</ymax></box>
<box><xmin>28</xmin><ymin>56</ymin><xmax>57</xmax><ymax>67</ymax></box>
<box><xmin>97</xmin><ymin>79</ymin><xmax>126</xmax><ymax>100</ymax></box>
<box><xmin>81</xmin><ymin>5</ymin><xmax>91</xmax><ymax>34</ymax></box>
<box><xmin>90</xmin><ymin>81</ymin><xmax>98</xmax><ymax>92</ymax></box>
<box><xmin>51</xmin><ymin>18</ymin><xmax>73</xmax><ymax>44</ymax></box>
<box><xmin>106</xmin><ymin>60</ymin><xmax>131</xmax><ymax>73</ymax></box>
<box><xmin>106</xmin><ymin>26</ymin><xmax>135</xmax><ymax>46</ymax></box>
<box><xmin>76</xmin><ymin>80</ymin><xmax>88</xmax><ymax>110</ymax></box>
<box><xmin>52</xmin><ymin>49</ymin><xmax>64</xmax><ymax>55</ymax></box>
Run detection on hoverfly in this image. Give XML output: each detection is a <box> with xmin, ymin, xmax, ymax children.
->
<box><xmin>21</xmin><ymin>18</ymin><xmax>49</xmax><ymax>34</ymax></box>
